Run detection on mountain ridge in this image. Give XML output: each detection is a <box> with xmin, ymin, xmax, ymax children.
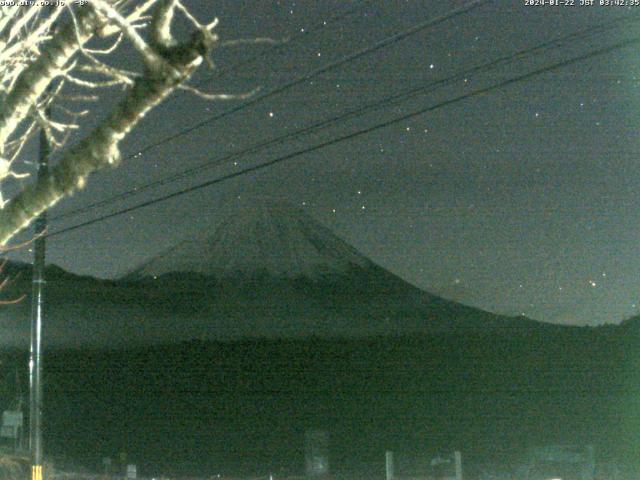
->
<box><xmin>126</xmin><ymin>201</ymin><xmax>376</xmax><ymax>281</ymax></box>
<box><xmin>0</xmin><ymin>201</ymin><xmax>566</xmax><ymax>347</ymax></box>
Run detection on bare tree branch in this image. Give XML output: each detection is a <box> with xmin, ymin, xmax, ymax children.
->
<box><xmin>177</xmin><ymin>84</ymin><xmax>259</xmax><ymax>101</ymax></box>
<box><xmin>0</xmin><ymin>6</ymin><xmax>101</xmax><ymax>150</ymax></box>
<box><xmin>0</xmin><ymin>1</ymin><xmax>221</xmax><ymax>245</ymax></box>
<box><xmin>219</xmin><ymin>37</ymin><xmax>281</xmax><ymax>48</ymax></box>
<box><xmin>91</xmin><ymin>0</ymin><xmax>165</xmax><ymax>69</ymax></box>
<box><xmin>0</xmin><ymin>0</ymin><xmax>252</xmax><ymax>246</ymax></box>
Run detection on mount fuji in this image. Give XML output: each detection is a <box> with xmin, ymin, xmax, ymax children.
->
<box><xmin>0</xmin><ymin>200</ymin><xmax>550</xmax><ymax>348</ymax></box>
<box><xmin>126</xmin><ymin>201</ymin><xmax>377</xmax><ymax>281</ymax></box>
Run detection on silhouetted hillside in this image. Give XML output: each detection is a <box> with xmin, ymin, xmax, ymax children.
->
<box><xmin>0</xmin><ymin>326</ymin><xmax>630</xmax><ymax>476</ymax></box>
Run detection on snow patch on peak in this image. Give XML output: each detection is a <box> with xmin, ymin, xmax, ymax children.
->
<box><xmin>130</xmin><ymin>199</ymin><xmax>374</xmax><ymax>280</ymax></box>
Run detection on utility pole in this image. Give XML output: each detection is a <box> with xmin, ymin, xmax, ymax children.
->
<box><xmin>29</xmin><ymin>110</ymin><xmax>49</xmax><ymax>480</ymax></box>
<box><xmin>454</xmin><ymin>450</ymin><xmax>463</xmax><ymax>480</ymax></box>
<box><xmin>385</xmin><ymin>450</ymin><xmax>394</xmax><ymax>480</ymax></box>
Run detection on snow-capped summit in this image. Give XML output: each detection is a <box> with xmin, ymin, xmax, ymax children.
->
<box><xmin>0</xmin><ymin>199</ymin><xmax>553</xmax><ymax>348</ymax></box>
<box><xmin>129</xmin><ymin>199</ymin><xmax>375</xmax><ymax>280</ymax></box>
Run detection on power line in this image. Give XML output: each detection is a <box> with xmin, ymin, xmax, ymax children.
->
<box><xmin>50</xmin><ymin>11</ymin><xmax>640</xmax><ymax>223</ymax></box>
<box><xmin>51</xmin><ymin>0</ymin><xmax>488</xmax><ymax>222</ymax></box>
<box><xmin>116</xmin><ymin>0</ymin><xmax>488</xmax><ymax>161</ymax></box>
<box><xmin>47</xmin><ymin>36</ymin><xmax>640</xmax><ymax>239</ymax></box>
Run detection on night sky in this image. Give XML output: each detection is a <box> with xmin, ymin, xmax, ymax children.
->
<box><xmin>8</xmin><ymin>0</ymin><xmax>640</xmax><ymax>326</ymax></box>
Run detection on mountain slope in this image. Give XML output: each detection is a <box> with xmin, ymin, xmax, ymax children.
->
<box><xmin>127</xmin><ymin>201</ymin><xmax>375</xmax><ymax>280</ymax></box>
<box><xmin>0</xmin><ymin>201</ymin><xmax>553</xmax><ymax>347</ymax></box>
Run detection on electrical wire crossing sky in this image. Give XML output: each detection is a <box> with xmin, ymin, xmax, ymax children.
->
<box><xmin>11</xmin><ymin>0</ymin><xmax>640</xmax><ymax>327</ymax></box>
